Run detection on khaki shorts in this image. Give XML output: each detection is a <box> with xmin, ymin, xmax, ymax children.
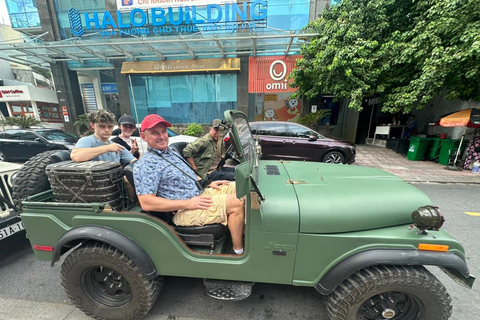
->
<box><xmin>173</xmin><ymin>183</ymin><xmax>236</xmax><ymax>226</ymax></box>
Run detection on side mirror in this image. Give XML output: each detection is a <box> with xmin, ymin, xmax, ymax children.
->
<box><xmin>308</xmin><ymin>134</ymin><xmax>318</xmax><ymax>141</ymax></box>
<box><xmin>35</xmin><ymin>137</ymin><xmax>45</xmax><ymax>143</ymax></box>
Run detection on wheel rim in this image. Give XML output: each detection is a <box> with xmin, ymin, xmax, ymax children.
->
<box><xmin>325</xmin><ymin>153</ymin><xmax>343</xmax><ymax>164</ymax></box>
<box><xmin>358</xmin><ymin>291</ymin><xmax>422</xmax><ymax>320</ymax></box>
<box><xmin>82</xmin><ymin>266</ymin><xmax>132</xmax><ymax>307</ymax></box>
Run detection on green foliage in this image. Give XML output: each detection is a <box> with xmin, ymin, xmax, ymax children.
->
<box><xmin>297</xmin><ymin>109</ymin><xmax>331</xmax><ymax>131</ymax></box>
<box><xmin>290</xmin><ymin>0</ymin><xmax>480</xmax><ymax>114</ymax></box>
<box><xmin>184</xmin><ymin>123</ymin><xmax>203</xmax><ymax>137</ymax></box>
<box><xmin>0</xmin><ymin>116</ymin><xmax>44</xmax><ymax>128</ymax></box>
<box><xmin>74</xmin><ymin>114</ymin><xmax>93</xmax><ymax>136</ymax></box>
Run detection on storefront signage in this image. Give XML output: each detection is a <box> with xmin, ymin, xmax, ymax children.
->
<box><xmin>101</xmin><ymin>83</ymin><xmax>119</xmax><ymax>94</ymax></box>
<box><xmin>0</xmin><ymin>89</ymin><xmax>27</xmax><ymax>100</ymax></box>
<box><xmin>121</xmin><ymin>58</ymin><xmax>240</xmax><ymax>74</ymax></box>
<box><xmin>69</xmin><ymin>1</ymin><xmax>267</xmax><ymax>37</ymax></box>
<box><xmin>248</xmin><ymin>56</ymin><xmax>301</xmax><ymax>93</ymax></box>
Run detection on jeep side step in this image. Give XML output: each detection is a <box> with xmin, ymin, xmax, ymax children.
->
<box><xmin>204</xmin><ymin>279</ymin><xmax>254</xmax><ymax>301</ymax></box>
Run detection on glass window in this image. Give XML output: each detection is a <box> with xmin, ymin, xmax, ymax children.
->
<box><xmin>36</xmin><ymin>129</ymin><xmax>76</xmax><ymax>142</ymax></box>
<box><xmin>17</xmin><ymin>130</ymin><xmax>38</xmax><ymax>141</ymax></box>
<box><xmin>129</xmin><ymin>73</ymin><xmax>237</xmax><ymax>124</ymax></box>
<box><xmin>38</xmin><ymin>104</ymin><xmax>62</xmax><ymax>123</ymax></box>
<box><xmin>287</xmin><ymin>123</ymin><xmax>315</xmax><ymax>138</ymax></box>
<box><xmin>257</xmin><ymin>122</ymin><xmax>286</xmax><ymax>136</ymax></box>
<box><xmin>0</xmin><ymin>130</ymin><xmax>19</xmax><ymax>140</ymax></box>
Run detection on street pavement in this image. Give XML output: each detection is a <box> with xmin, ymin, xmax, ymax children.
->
<box><xmin>354</xmin><ymin>144</ymin><xmax>480</xmax><ymax>184</ymax></box>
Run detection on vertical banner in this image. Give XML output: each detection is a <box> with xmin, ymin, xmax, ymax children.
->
<box><xmin>61</xmin><ymin>106</ymin><xmax>69</xmax><ymax>122</ymax></box>
<box><xmin>249</xmin><ymin>56</ymin><xmax>302</xmax><ymax>121</ymax></box>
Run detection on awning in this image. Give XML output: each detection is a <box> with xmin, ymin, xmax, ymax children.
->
<box><xmin>0</xmin><ymin>29</ymin><xmax>318</xmax><ymax>68</ymax></box>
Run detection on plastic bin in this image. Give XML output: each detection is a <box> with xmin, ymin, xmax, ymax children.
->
<box><xmin>407</xmin><ymin>137</ymin><xmax>432</xmax><ymax>161</ymax></box>
<box><xmin>438</xmin><ymin>139</ymin><xmax>468</xmax><ymax>165</ymax></box>
<box><xmin>427</xmin><ymin>137</ymin><xmax>442</xmax><ymax>161</ymax></box>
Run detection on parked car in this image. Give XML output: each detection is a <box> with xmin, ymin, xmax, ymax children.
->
<box><xmin>110</xmin><ymin>125</ymin><xmax>196</xmax><ymax>155</ymax></box>
<box><xmin>248</xmin><ymin>121</ymin><xmax>356</xmax><ymax>164</ymax></box>
<box><xmin>0</xmin><ymin>128</ymin><xmax>78</xmax><ymax>162</ymax></box>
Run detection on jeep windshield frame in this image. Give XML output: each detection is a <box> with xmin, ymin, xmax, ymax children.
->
<box><xmin>224</xmin><ymin>110</ymin><xmax>264</xmax><ymax>200</ymax></box>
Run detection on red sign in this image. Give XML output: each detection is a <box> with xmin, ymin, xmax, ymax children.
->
<box><xmin>61</xmin><ymin>106</ymin><xmax>68</xmax><ymax>115</ymax></box>
<box><xmin>248</xmin><ymin>56</ymin><xmax>301</xmax><ymax>93</ymax></box>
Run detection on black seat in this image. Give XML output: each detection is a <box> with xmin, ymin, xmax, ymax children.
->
<box><xmin>170</xmin><ymin>141</ymin><xmax>189</xmax><ymax>156</ymax></box>
<box><xmin>122</xmin><ymin>162</ymin><xmax>228</xmax><ymax>247</ymax></box>
<box><xmin>50</xmin><ymin>150</ymin><xmax>71</xmax><ymax>163</ymax></box>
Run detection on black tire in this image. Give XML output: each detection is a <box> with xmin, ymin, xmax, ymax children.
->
<box><xmin>61</xmin><ymin>242</ymin><xmax>162</xmax><ymax>320</ymax></box>
<box><xmin>323</xmin><ymin>151</ymin><xmax>345</xmax><ymax>164</ymax></box>
<box><xmin>11</xmin><ymin>150</ymin><xmax>58</xmax><ymax>205</ymax></box>
<box><xmin>0</xmin><ymin>150</ymin><xmax>8</xmax><ymax>161</ymax></box>
<box><xmin>326</xmin><ymin>265</ymin><xmax>452</xmax><ymax>320</ymax></box>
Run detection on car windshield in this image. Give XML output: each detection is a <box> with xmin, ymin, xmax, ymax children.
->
<box><xmin>36</xmin><ymin>130</ymin><xmax>77</xmax><ymax>142</ymax></box>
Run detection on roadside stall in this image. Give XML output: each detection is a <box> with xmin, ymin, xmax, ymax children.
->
<box><xmin>438</xmin><ymin>108</ymin><xmax>480</xmax><ymax>170</ymax></box>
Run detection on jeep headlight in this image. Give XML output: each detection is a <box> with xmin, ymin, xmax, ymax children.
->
<box><xmin>411</xmin><ymin>206</ymin><xmax>444</xmax><ymax>231</ymax></box>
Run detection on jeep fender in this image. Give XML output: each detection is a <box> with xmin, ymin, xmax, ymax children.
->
<box><xmin>315</xmin><ymin>249</ymin><xmax>474</xmax><ymax>295</ymax></box>
<box><xmin>51</xmin><ymin>226</ymin><xmax>158</xmax><ymax>280</ymax></box>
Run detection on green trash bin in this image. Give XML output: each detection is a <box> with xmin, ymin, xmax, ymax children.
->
<box><xmin>427</xmin><ymin>137</ymin><xmax>442</xmax><ymax>161</ymax></box>
<box><xmin>438</xmin><ymin>139</ymin><xmax>468</xmax><ymax>165</ymax></box>
<box><xmin>407</xmin><ymin>137</ymin><xmax>432</xmax><ymax>161</ymax></box>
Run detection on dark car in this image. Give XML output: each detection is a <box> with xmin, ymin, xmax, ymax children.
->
<box><xmin>0</xmin><ymin>128</ymin><xmax>78</xmax><ymax>161</ymax></box>
<box><xmin>249</xmin><ymin>121</ymin><xmax>356</xmax><ymax>164</ymax></box>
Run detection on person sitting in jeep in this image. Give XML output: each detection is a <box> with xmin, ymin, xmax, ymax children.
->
<box><xmin>71</xmin><ymin>110</ymin><xmax>136</xmax><ymax>164</ymax></box>
<box><xmin>133</xmin><ymin>114</ymin><xmax>245</xmax><ymax>254</ymax></box>
<box><xmin>183</xmin><ymin>118</ymin><xmax>235</xmax><ymax>181</ymax></box>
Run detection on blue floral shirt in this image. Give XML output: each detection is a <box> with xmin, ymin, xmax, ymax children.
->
<box><xmin>133</xmin><ymin>147</ymin><xmax>200</xmax><ymax>200</ymax></box>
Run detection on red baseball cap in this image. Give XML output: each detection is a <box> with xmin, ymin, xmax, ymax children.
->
<box><xmin>141</xmin><ymin>114</ymin><xmax>172</xmax><ymax>132</ymax></box>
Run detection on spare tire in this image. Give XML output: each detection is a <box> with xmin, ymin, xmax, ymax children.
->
<box><xmin>12</xmin><ymin>150</ymin><xmax>60</xmax><ymax>206</ymax></box>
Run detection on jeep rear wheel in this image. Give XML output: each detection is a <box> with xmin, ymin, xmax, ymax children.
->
<box><xmin>61</xmin><ymin>242</ymin><xmax>162</xmax><ymax>320</ymax></box>
<box><xmin>326</xmin><ymin>265</ymin><xmax>452</xmax><ymax>320</ymax></box>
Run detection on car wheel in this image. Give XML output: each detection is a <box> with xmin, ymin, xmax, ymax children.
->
<box><xmin>323</xmin><ymin>151</ymin><xmax>345</xmax><ymax>164</ymax></box>
<box><xmin>326</xmin><ymin>265</ymin><xmax>452</xmax><ymax>320</ymax></box>
<box><xmin>61</xmin><ymin>242</ymin><xmax>162</xmax><ymax>320</ymax></box>
<box><xmin>0</xmin><ymin>150</ymin><xmax>7</xmax><ymax>161</ymax></box>
<box><xmin>11</xmin><ymin>150</ymin><xmax>59</xmax><ymax>206</ymax></box>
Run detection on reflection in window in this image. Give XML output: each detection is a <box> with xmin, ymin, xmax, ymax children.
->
<box><xmin>130</xmin><ymin>74</ymin><xmax>237</xmax><ymax>124</ymax></box>
<box><xmin>6</xmin><ymin>0</ymin><xmax>40</xmax><ymax>28</ymax></box>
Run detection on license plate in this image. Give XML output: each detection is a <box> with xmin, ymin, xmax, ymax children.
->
<box><xmin>0</xmin><ymin>221</ymin><xmax>25</xmax><ymax>240</ymax></box>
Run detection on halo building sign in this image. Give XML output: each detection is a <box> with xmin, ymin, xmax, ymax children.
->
<box><xmin>69</xmin><ymin>1</ymin><xmax>268</xmax><ymax>36</ymax></box>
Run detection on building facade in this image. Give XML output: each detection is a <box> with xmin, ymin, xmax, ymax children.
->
<box><xmin>2</xmin><ymin>0</ymin><xmax>350</xmax><ymax>137</ymax></box>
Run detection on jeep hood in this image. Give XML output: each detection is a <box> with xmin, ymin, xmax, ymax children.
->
<box><xmin>258</xmin><ymin>161</ymin><xmax>431</xmax><ymax>234</ymax></box>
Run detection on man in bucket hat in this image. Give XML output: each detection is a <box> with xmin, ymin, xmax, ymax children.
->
<box><xmin>183</xmin><ymin>118</ymin><xmax>235</xmax><ymax>181</ymax></box>
<box><xmin>133</xmin><ymin>114</ymin><xmax>245</xmax><ymax>255</ymax></box>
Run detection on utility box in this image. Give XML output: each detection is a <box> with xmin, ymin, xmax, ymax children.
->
<box><xmin>46</xmin><ymin>161</ymin><xmax>126</xmax><ymax>210</ymax></box>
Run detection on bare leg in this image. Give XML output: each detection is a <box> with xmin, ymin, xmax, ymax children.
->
<box><xmin>225</xmin><ymin>194</ymin><xmax>245</xmax><ymax>250</ymax></box>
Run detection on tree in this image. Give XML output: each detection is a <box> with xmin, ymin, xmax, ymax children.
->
<box><xmin>0</xmin><ymin>116</ymin><xmax>43</xmax><ymax>128</ymax></box>
<box><xmin>290</xmin><ymin>0</ymin><xmax>480</xmax><ymax>114</ymax></box>
<box><xmin>73</xmin><ymin>114</ymin><xmax>93</xmax><ymax>136</ymax></box>
<box><xmin>297</xmin><ymin>109</ymin><xmax>331</xmax><ymax>131</ymax></box>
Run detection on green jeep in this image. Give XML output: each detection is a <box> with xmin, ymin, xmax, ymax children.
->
<box><xmin>17</xmin><ymin>110</ymin><xmax>474</xmax><ymax>320</ymax></box>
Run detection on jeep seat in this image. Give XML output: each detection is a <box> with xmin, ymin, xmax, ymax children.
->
<box><xmin>169</xmin><ymin>141</ymin><xmax>189</xmax><ymax>156</ymax></box>
<box><xmin>50</xmin><ymin>150</ymin><xmax>71</xmax><ymax>163</ymax></box>
<box><xmin>122</xmin><ymin>162</ymin><xmax>228</xmax><ymax>246</ymax></box>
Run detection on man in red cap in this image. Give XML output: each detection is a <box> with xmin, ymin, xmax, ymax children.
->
<box><xmin>133</xmin><ymin>114</ymin><xmax>245</xmax><ymax>254</ymax></box>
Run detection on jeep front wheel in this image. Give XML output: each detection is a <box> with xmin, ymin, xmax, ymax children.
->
<box><xmin>326</xmin><ymin>265</ymin><xmax>452</xmax><ymax>320</ymax></box>
<box><xmin>61</xmin><ymin>242</ymin><xmax>162</xmax><ymax>320</ymax></box>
